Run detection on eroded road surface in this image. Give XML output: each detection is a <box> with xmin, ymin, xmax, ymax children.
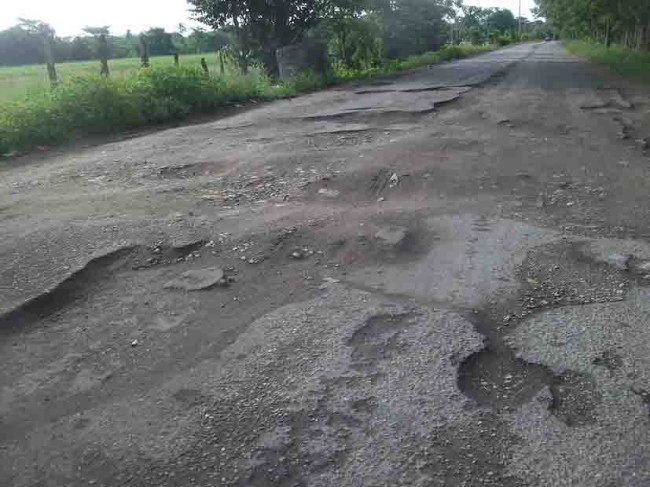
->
<box><xmin>2</xmin><ymin>42</ymin><xmax>650</xmax><ymax>486</ymax></box>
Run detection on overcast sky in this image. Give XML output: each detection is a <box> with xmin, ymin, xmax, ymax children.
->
<box><xmin>0</xmin><ymin>0</ymin><xmax>535</xmax><ymax>37</ymax></box>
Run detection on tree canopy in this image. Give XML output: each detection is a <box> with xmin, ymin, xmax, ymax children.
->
<box><xmin>0</xmin><ymin>23</ymin><xmax>234</xmax><ymax>67</ymax></box>
<box><xmin>534</xmin><ymin>0</ymin><xmax>650</xmax><ymax>49</ymax></box>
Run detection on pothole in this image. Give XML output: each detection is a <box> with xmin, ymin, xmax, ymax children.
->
<box><xmin>458</xmin><ymin>313</ymin><xmax>601</xmax><ymax>426</ymax></box>
<box><xmin>458</xmin><ymin>345</ymin><xmax>554</xmax><ymax>410</ymax></box>
<box><xmin>0</xmin><ymin>240</ymin><xmax>207</xmax><ymax>335</ymax></box>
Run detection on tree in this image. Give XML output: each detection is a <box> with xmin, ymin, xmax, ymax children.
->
<box><xmin>0</xmin><ymin>26</ymin><xmax>44</xmax><ymax>66</ymax></box>
<box><xmin>19</xmin><ymin>19</ymin><xmax>58</xmax><ymax>83</ymax></box>
<box><xmin>145</xmin><ymin>28</ymin><xmax>175</xmax><ymax>56</ymax></box>
<box><xmin>188</xmin><ymin>0</ymin><xmax>323</xmax><ymax>74</ymax></box>
<box><xmin>315</xmin><ymin>0</ymin><xmax>379</xmax><ymax>68</ymax></box>
<box><xmin>533</xmin><ymin>0</ymin><xmax>650</xmax><ymax>49</ymax></box>
<box><xmin>375</xmin><ymin>0</ymin><xmax>455</xmax><ymax>57</ymax></box>
<box><xmin>487</xmin><ymin>8</ymin><xmax>517</xmax><ymax>34</ymax></box>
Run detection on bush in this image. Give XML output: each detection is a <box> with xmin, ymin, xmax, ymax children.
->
<box><xmin>0</xmin><ymin>66</ymin><xmax>272</xmax><ymax>154</ymax></box>
<box><xmin>494</xmin><ymin>36</ymin><xmax>513</xmax><ymax>47</ymax></box>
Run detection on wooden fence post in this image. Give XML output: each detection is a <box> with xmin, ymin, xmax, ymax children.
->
<box><xmin>219</xmin><ymin>51</ymin><xmax>225</xmax><ymax>75</ymax></box>
<box><xmin>99</xmin><ymin>33</ymin><xmax>110</xmax><ymax>76</ymax></box>
<box><xmin>140</xmin><ymin>35</ymin><xmax>150</xmax><ymax>68</ymax></box>
<box><xmin>43</xmin><ymin>34</ymin><xmax>57</xmax><ymax>85</ymax></box>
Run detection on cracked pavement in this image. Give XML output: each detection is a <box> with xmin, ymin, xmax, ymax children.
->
<box><xmin>2</xmin><ymin>42</ymin><xmax>650</xmax><ymax>486</ymax></box>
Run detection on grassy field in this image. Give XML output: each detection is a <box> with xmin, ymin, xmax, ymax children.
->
<box><xmin>0</xmin><ymin>53</ymin><xmax>234</xmax><ymax>103</ymax></box>
<box><xmin>564</xmin><ymin>40</ymin><xmax>650</xmax><ymax>83</ymax></box>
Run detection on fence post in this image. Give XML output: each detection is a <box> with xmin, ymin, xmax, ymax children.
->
<box><xmin>99</xmin><ymin>33</ymin><xmax>110</xmax><ymax>76</ymax></box>
<box><xmin>219</xmin><ymin>51</ymin><xmax>225</xmax><ymax>75</ymax></box>
<box><xmin>140</xmin><ymin>35</ymin><xmax>150</xmax><ymax>68</ymax></box>
<box><xmin>201</xmin><ymin>57</ymin><xmax>209</xmax><ymax>75</ymax></box>
<box><xmin>43</xmin><ymin>34</ymin><xmax>57</xmax><ymax>85</ymax></box>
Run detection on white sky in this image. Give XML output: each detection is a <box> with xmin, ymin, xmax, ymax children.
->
<box><xmin>0</xmin><ymin>0</ymin><xmax>535</xmax><ymax>38</ymax></box>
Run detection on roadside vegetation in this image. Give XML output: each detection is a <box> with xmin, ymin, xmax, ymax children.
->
<box><xmin>0</xmin><ymin>0</ymin><xmax>551</xmax><ymax>156</ymax></box>
<box><xmin>534</xmin><ymin>0</ymin><xmax>650</xmax><ymax>81</ymax></box>
<box><xmin>0</xmin><ymin>53</ymin><xmax>237</xmax><ymax>103</ymax></box>
<box><xmin>564</xmin><ymin>40</ymin><xmax>650</xmax><ymax>82</ymax></box>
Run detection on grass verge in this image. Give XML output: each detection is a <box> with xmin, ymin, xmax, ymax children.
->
<box><xmin>564</xmin><ymin>40</ymin><xmax>650</xmax><ymax>82</ymax></box>
<box><xmin>0</xmin><ymin>44</ymin><xmax>496</xmax><ymax>156</ymax></box>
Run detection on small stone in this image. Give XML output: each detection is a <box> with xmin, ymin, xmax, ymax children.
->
<box><xmin>375</xmin><ymin>227</ymin><xmax>407</xmax><ymax>246</ymax></box>
<box><xmin>131</xmin><ymin>339</ymin><xmax>139</xmax><ymax>347</ymax></box>
<box><xmin>318</xmin><ymin>188</ymin><xmax>340</xmax><ymax>198</ymax></box>
<box><xmin>635</xmin><ymin>138</ymin><xmax>649</xmax><ymax>150</ymax></box>
<box><xmin>164</xmin><ymin>267</ymin><xmax>228</xmax><ymax>291</ymax></box>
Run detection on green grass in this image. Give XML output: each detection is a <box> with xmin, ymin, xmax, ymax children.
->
<box><xmin>0</xmin><ymin>44</ymin><xmax>496</xmax><ymax>156</ymax></box>
<box><xmin>564</xmin><ymin>40</ymin><xmax>650</xmax><ymax>83</ymax></box>
<box><xmin>0</xmin><ymin>53</ymin><xmax>237</xmax><ymax>103</ymax></box>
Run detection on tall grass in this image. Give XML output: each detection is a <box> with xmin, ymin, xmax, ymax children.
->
<box><xmin>0</xmin><ymin>66</ymin><xmax>278</xmax><ymax>154</ymax></box>
<box><xmin>564</xmin><ymin>40</ymin><xmax>650</xmax><ymax>82</ymax></box>
<box><xmin>0</xmin><ymin>44</ymin><xmax>496</xmax><ymax>156</ymax></box>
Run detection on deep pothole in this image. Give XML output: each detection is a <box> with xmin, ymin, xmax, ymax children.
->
<box><xmin>458</xmin><ymin>345</ymin><xmax>554</xmax><ymax>410</ymax></box>
<box><xmin>458</xmin><ymin>313</ymin><xmax>600</xmax><ymax>425</ymax></box>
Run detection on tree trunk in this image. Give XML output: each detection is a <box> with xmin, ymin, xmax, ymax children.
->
<box><xmin>605</xmin><ymin>17</ymin><xmax>612</xmax><ymax>49</ymax></box>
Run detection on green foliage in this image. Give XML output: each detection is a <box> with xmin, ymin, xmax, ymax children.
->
<box><xmin>0</xmin><ymin>43</ymin><xmax>496</xmax><ymax>156</ymax></box>
<box><xmin>458</xmin><ymin>6</ymin><xmax>522</xmax><ymax>45</ymax></box>
<box><xmin>0</xmin><ymin>22</ymin><xmax>235</xmax><ymax>68</ymax></box>
<box><xmin>0</xmin><ymin>65</ymin><xmax>272</xmax><ymax>155</ymax></box>
<box><xmin>565</xmin><ymin>40</ymin><xmax>650</xmax><ymax>81</ymax></box>
<box><xmin>0</xmin><ymin>53</ymin><xmax>244</xmax><ymax>103</ymax></box>
<box><xmin>487</xmin><ymin>9</ymin><xmax>517</xmax><ymax>34</ymax></box>
<box><xmin>534</xmin><ymin>0</ymin><xmax>650</xmax><ymax>49</ymax></box>
<box><xmin>276</xmin><ymin>70</ymin><xmax>331</xmax><ymax>96</ymax></box>
<box><xmin>376</xmin><ymin>0</ymin><xmax>455</xmax><ymax>58</ymax></box>
<box><xmin>318</xmin><ymin>15</ymin><xmax>383</xmax><ymax>70</ymax></box>
<box><xmin>333</xmin><ymin>43</ymin><xmax>494</xmax><ymax>79</ymax></box>
<box><xmin>188</xmin><ymin>0</ymin><xmax>324</xmax><ymax>74</ymax></box>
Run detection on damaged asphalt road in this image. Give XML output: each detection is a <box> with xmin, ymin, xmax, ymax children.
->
<box><xmin>2</xmin><ymin>41</ymin><xmax>650</xmax><ymax>486</ymax></box>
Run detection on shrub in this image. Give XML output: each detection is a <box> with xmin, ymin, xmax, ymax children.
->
<box><xmin>0</xmin><ymin>66</ymin><xmax>271</xmax><ymax>154</ymax></box>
